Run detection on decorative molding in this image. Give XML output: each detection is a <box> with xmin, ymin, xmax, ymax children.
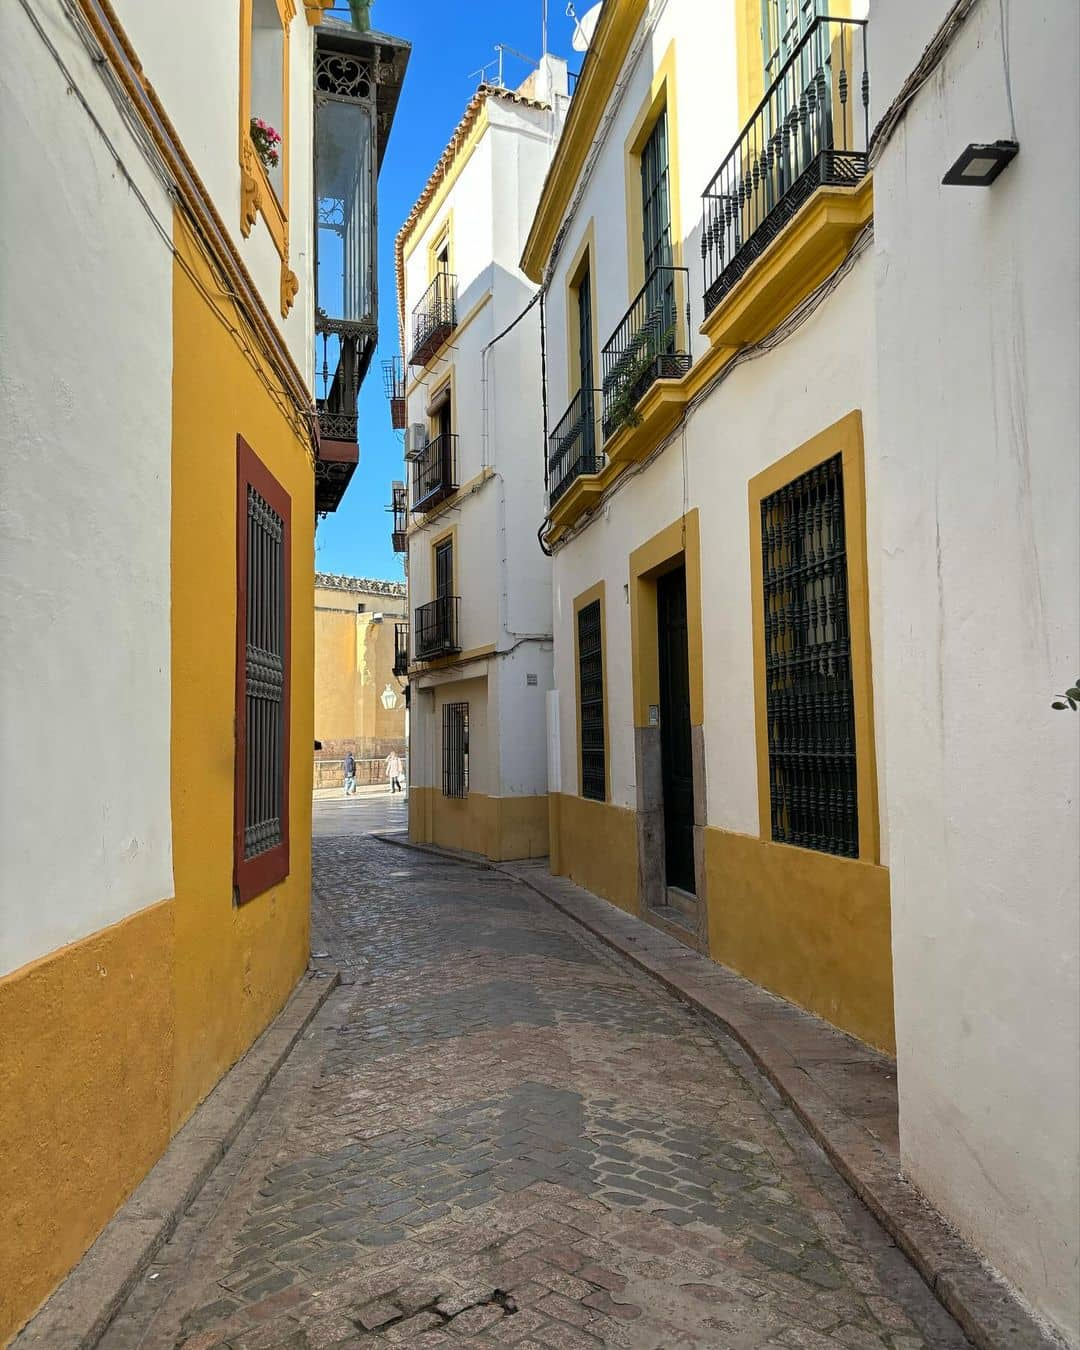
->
<box><xmin>240</xmin><ymin>140</ymin><xmax>260</xmax><ymax>236</ymax></box>
<box><xmin>280</xmin><ymin>259</ymin><xmax>299</xmax><ymax>317</ymax></box>
<box><xmin>303</xmin><ymin>0</ymin><xmax>333</xmax><ymax>24</ymax></box>
<box><xmin>315</xmin><ymin>572</ymin><xmax>407</xmax><ymax>596</ymax></box>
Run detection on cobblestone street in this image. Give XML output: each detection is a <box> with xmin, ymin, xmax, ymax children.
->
<box><xmin>100</xmin><ymin>797</ymin><xmax>970</xmax><ymax>1350</ymax></box>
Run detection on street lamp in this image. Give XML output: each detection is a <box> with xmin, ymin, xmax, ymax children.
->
<box><xmin>380</xmin><ymin>683</ymin><xmax>399</xmax><ymax>711</ymax></box>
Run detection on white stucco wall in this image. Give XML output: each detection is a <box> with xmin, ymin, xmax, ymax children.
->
<box><xmin>0</xmin><ymin>0</ymin><xmax>174</xmax><ymax>974</ymax></box>
<box><xmin>405</xmin><ymin>89</ymin><xmax>563</xmax><ymax>800</ymax></box>
<box><xmin>870</xmin><ymin>0</ymin><xmax>1080</xmax><ymax>1339</ymax></box>
<box><xmin>115</xmin><ymin>0</ymin><xmax>315</xmax><ymax>382</ymax></box>
<box><xmin>550</xmin><ymin>257</ymin><xmax>884</xmax><ymax>843</ymax></box>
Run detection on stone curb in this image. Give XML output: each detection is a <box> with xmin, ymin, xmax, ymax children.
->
<box><xmin>14</xmin><ymin>967</ymin><xmax>340</xmax><ymax>1350</ymax></box>
<box><xmin>371</xmin><ymin>831</ymin><xmax>1058</xmax><ymax>1350</ymax></box>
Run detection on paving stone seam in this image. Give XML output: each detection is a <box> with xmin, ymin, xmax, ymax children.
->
<box><xmin>14</xmin><ymin>968</ymin><xmax>340</xmax><ymax>1350</ymax></box>
<box><xmin>370</xmin><ymin>832</ymin><xmax>1058</xmax><ymax>1350</ymax></box>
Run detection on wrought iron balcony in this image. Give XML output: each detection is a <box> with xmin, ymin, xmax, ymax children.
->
<box><xmin>549</xmin><ymin>388</ymin><xmax>602</xmax><ymax>506</ymax></box>
<box><xmin>411</xmin><ymin>432</ymin><xmax>459</xmax><ymax>514</ymax></box>
<box><xmin>409</xmin><ymin>271</ymin><xmax>457</xmax><ymax>368</ymax></box>
<box><xmin>393</xmin><ymin>621</ymin><xmax>409</xmax><ymax>676</ymax></box>
<box><xmin>413</xmin><ymin>596</ymin><xmax>460</xmax><ymax>660</ymax></box>
<box><xmin>701</xmin><ymin>14</ymin><xmax>869</xmax><ymax>318</ymax></box>
<box><xmin>382</xmin><ymin>356</ymin><xmax>407</xmax><ymax>429</ymax></box>
<box><xmin>600</xmin><ymin>266</ymin><xmax>690</xmax><ymax>441</ymax></box>
<box><xmin>388</xmin><ymin>481</ymin><xmax>407</xmax><ymax>551</ymax></box>
<box><xmin>314</xmin><ymin>322</ymin><xmax>374</xmax><ymax>511</ymax></box>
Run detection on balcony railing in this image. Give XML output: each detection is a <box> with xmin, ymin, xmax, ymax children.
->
<box><xmin>414</xmin><ymin>596</ymin><xmax>460</xmax><ymax>660</ymax></box>
<box><xmin>411</xmin><ymin>432</ymin><xmax>459</xmax><ymax>514</ymax></box>
<box><xmin>388</xmin><ymin>482</ymin><xmax>407</xmax><ymax>552</ymax></box>
<box><xmin>601</xmin><ymin>265</ymin><xmax>690</xmax><ymax>440</ymax></box>
<box><xmin>382</xmin><ymin>356</ymin><xmax>407</xmax><ymax>429</ymax></box>
<box><xmin>549</xmin><ymin>387</ymin><xmax>602</xmax><ymax>506</ymax></box>
<box><xmin>701</xmin><ymin>15</ymin><xmax>869</xmax><ymax>318</ymax></box>
<box><xmin>409</xmin><ymin>271</ymin><xmax>457</xmax><ymax>368</ymax></box>
<box><xmin>393</xmin><ymin>621</ymin><xmax>409</xmax><ymax>676</ymax></box>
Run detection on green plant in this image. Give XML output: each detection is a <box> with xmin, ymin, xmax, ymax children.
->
<box><xmin>1051</xmin><ymin>677</ymin><xmax>1080</xmax><ymax>711</ymax></box>
<box><xmin>604</xmin><ymin>322</ymin><xmax>676</xmax><ymax>435</ymax></box>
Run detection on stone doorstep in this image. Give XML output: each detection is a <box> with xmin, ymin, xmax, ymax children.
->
<box><xmin>13</xmin><ymin>968</ymin><xmax>340</xmax><ymax>1350</ymax></box>
<box><xmin>371</xmin><ymin>834</ymin><xmax>1058</xmax><ymax>1350</ymax></box>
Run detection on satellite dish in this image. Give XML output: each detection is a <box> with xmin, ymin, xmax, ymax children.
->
<box><xmin>570</xmin><ymin>1</ymin><xmax>601</xmax><ymax>52</ymax></box>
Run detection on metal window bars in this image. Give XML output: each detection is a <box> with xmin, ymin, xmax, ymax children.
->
<box><xmin>393</xmin><ymin>621</ymin><xmax>409</xmax><ymax>676</ymax></box>
<box><xmin>760</xmin><ymin>452</ymin><xmax>858</xmax><ymax>858</ymax></box>
<box><xmin>411</xmin><ymin>433</ymin><xmax>459</xmax><ymax>513</ymax></box>
<box><xmin>548</xmin><ymin>388</ymin><xmax>603</xmax><ymax>506</ymax></box>
<box><xmin>388</xmin><ymin>481</ymin><xmax>407</xmax><ymax>551</ymax></box>
<box><xmin>577</xmin><ymin>599</ymin><xmax>606</xmax><ymax>801</ymax></box>
<box><xmin>413</xmin><ymin>595</ymin><xmax>460</xmax><ymax>660</ymax></box>
<box><xmin>600</xmin><ymin>265</ymin><xmax>690</xmax><ymax>440</ymax></box>
<box><xmin>409</xmin><ymin>271</ymin><xmax>457</xmax><ymax>368</ymax></box>
<box><xmin>382</xmin><ymin>356</ymin><xmax>407</xmax><ymax>429</ymax></box>
<box><xmin>442</xmin><ymin>701</ymin><xmax>469</xmax><ymax>798</ymax></box>
<box><xmin>244</xmin><ymin>485</ymin><xmax>285</xmax><ymax>861</ymax></box>
<box><xmin>701</xmin><ymin>14</ymin><xmax>869</xmax><ymax>318</ymax></box>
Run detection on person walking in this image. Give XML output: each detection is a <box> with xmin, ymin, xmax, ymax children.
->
<box><xmin>343</xmin><ymin>751</ymin><xmax>356</xmax><ymax>796</ymax></box>
<box><xmin>385</xmin><ymin>749</ymin><xmax>404</xmax><ymax>794</ymax></box>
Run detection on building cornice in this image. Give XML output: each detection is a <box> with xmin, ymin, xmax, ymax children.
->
<box><xmin>315</xmin><ymin>573</ymin><xmax>406</xmax><ymax>596</ymax></box>
<box><xmin>520</xmin><ymin>0</ymin><xmax>649</xmax><ymax>283</ymax></box>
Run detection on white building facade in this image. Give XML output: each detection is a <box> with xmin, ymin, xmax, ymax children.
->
<box><xmin>395</xmin><ymin>64</ymin><xmax>569</xmax><ymax>862</ymax></box>
<box><xmin>521</xmin><ymin>0</ymin><xmax>1078</xmax><ymax>1342</ymax></box>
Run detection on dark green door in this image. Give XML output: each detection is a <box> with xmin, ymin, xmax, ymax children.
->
<box><xmin>657</xmin><ymin>566</ymin><xmax>695</xmax><ymax>893</ymax></box>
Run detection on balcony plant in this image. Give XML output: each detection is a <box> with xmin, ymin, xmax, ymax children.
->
<box><xmin>249</xmin><ymin>117</ymin><xmax>281</xmax><ymax>172</ymax></box>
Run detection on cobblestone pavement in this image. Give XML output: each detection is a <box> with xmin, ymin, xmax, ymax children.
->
<box><xmin>101</xmin><ymin>796</ymin><xmax>969</xmax><ymax>1350</ymax></box>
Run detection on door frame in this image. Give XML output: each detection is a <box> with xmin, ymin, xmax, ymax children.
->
<box><xmin>628</xmin><ymin>510</ymin><xmax>708</xmax><ymax>948</ymax></box>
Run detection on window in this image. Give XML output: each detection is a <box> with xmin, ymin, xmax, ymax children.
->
<box><xmin>434</xmin><ymin>536</ymin><xmax>453</xmax><ymax>599</ymax></box>
<box><xmin>442</xmin><ymin>702</ymin><xmax>469</xmax><ymax>798</ymax></box>
<box><xmin>759</xmin><ymin>452</ymin><xmax>857</xmax><ymax>857</ymax></box>
<box><xmin>240</xmin><ymin>0</ymin><xmax>290</xmax><ymax>259</ymax></box>
<box><xmin>761</xmin><ymin>0</ymin><xmax>822</xmax><ymax>85</ymax></box>
<box><xmin>578</xmin><ymin>599</ymin><xmax>606</xmax><ymax>801</ymax></box>
<box><xmin>234</xmin><ymin>437</ymin><xmax>292</xmax><ymax>902</ymax></box>
<box><xmin>640</xmin><ymin>109</ymin><xmax>672</xmax><ymax>279</ymax></box>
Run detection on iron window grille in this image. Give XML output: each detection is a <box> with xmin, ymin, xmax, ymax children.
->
<box><xmin>411</xmin><ymin>433</ymin><xmax>459</xmax><ymax>514</ymax></box>
<box><xmin>382</xmin><ymin>355</ymin><xmax>407</xmax><ymax>429</ymax></box>
<box><xmin>234</xmin><ymin>437</ymin><xmax>291</xmax><ymax>903</ymax></box>
<box><xmin>409</xmin><ymin>271</ymin><xmax>457</xmax><ymax>368</ymax></box>
<box><xmin>442</xmin><ymin>701</ymin><xmax>469</xmax><ymax>798</ymax></box>
<box><xmin>701</xmin><ymin>14</ymin><xmax>869</xmax><ymax>318</ymax></box>
<box><xmin>413</xmin><ymin>596</ymin><xmax>460</xmax><ymax>660</ymax></box>
<box><xmin>549</xmin><ymin>388</ymin><xmax>602</xmax><ymax>506</ymax></box>
<box><xmin>760</xmin><ymin>452</ymin><xmax>857</xmax><ymax>858</ymax></box>
<box><xmin>577</xmin><ymin>600</ymin><xmax>606</xmax><ymax>800</ymax></box>
<box><xmin>388</xmin><ymin>482</ymin><xmax>407</xmax><ymax>551</ymax></box>
<box><xmin>601</xmin><ymin>265</ymin><xmax>690</xmax><ymax>440</ymax></box>
<box><xmin>393</xmin><ymin>621</ymin><xmax>409</xmax><ymax>676</ymax></box>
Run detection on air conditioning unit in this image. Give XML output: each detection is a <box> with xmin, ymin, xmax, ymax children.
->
<box><xmin>405</xmin><ymin>424</ymin><xmax>428</xmax><ymax>461</ymax></box>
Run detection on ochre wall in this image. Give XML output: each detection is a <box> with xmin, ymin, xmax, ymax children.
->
<box><xmin>549</xmin><ymin>793</ymin><xmax>640</xmax><ymax>915</ymax></box>
<box><xmin>705</xmin><ymin>827</ymin><xmax>895</xmax><ymax>1053</ymax></box>
<box><xmin>169</xmin><ymin>211</ymin><xmax>313</xmax><ymax>1127</ymax></box>
<box><xmin>409</xmin><ymin>788</ymin><xmax>548</xmax><ymax>862</ymax></box>
<box><xmin>0</xmin><ymin>901</ymin><xmax>174</xmax><ymax>1343</ymax></box>
<box><xmin>314</xmin><ymin>601</ymin><xmax>406</xmax><ymax>752</ymax></box>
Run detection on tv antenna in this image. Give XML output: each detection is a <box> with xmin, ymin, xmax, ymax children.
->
<box><xmin>468</xmin><ymin>42</ymin><xmax>539</xmax><ymax>90</ymax></box>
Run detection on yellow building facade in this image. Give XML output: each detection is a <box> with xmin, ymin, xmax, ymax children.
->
<box><xmin>314</xmin><ymin>573</ymin><xmax>407</xmax><ymax>785</ymax></box>
<box><xmin>0</xmin><ymin>2</ymin><xmax>406</xmax><ymax>1339</ymax></box>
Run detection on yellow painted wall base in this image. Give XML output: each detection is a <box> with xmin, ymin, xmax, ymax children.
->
<box><xmin>0</xmin><ymin>900</ymin><xmax>174</xmax><ymax>1344</ymax></box>
<box><xmin>409</xmin><ymin>788</ymin><xmax>548</xmax><ymax>862</ymax></box>
<box><xmin>548</xmin><ymin>793</ymin><xmax>640</xmax><ymax>916</ymax></box>
<box><xmin>704</xmin><ymin>826</ymin><xmax>895</xmax><ymax>1053</ymax></box>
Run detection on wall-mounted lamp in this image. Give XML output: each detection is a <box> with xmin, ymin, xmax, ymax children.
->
<box><xmin>942</xmin><ymin>140</ymin><xmax>1019</xmax><ymax>187</ymax></box>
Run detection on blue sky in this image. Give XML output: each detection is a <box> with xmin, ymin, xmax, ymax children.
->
<box><xmin>314</xmin><ymin>0</ymin><xmax>581</xmax><ymax>580</ymax></box>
